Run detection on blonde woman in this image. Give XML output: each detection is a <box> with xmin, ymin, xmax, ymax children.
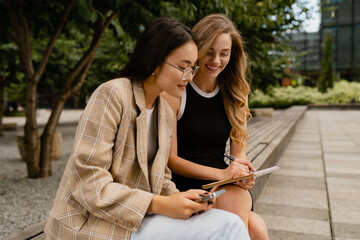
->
<box><xmin>162</xmin><ymin>14</ymin><xmax>269</xmax><ymax>239</ymax></box>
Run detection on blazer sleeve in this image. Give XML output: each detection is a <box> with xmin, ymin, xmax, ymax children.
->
<box><xmin>161</xmin><ymin>164</ymin><xmax>179</xmax><ymax>195</ymax></box>
<box><xmin>69</xmin><ymin>80</ymin><xmax>153</xmax><ymax>232</ymax></box>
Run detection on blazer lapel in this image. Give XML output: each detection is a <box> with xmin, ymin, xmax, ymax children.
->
<box><xmin>132</xmin><ymin>81</ymin><xmax>149</xmax><ymax>184</ymax></box>
<box><xmin>150</xmin><ymin>96</ymin><xmax>172</xmax><ymax>194</ymax></box>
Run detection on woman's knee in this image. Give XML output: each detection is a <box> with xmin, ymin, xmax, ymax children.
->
<box><xmin>215</xmin><ymin>186</ymin><xmax>252</xmax><ymax>214</ymax></box>
<box><xmin>249</xmin><ymin>212</ymin><xmax>269</xmax><ymax>240</ymax></box>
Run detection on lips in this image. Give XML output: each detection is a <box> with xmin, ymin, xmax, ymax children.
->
<box><xmin>178</xmin><ymin>83</ymin><xmax>187</xmax><ymax>90</ymax></box>
<box><xmin>205</xmin><ymin>64</ymin><xmax>221</xmax><ymax>71</ymax></box>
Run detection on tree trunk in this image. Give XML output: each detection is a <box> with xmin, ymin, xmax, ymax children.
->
<box><xmin>7</xmin><ymin>0</ymin><xmax>116</xmax><ymax>178</ymax></box>
<box><xmin>6</xmin><ymin>0</ymin><xmax>74</xmax><ymax>178</ymax></box>
<box><xmin>39</xmin><ymin>100</ymin><xmax>65</xmax><ymax>177</ymax></box>
<box><xmin>6</xmin><ymin>0</ymin><xmax>40</xmax><ymax>177</ymax></box>
<box><xmin>24</xmin><ymin>80</ymin><xmax>40</xmax><ymax>178</ymax></box>
<box><xmin>0</xmin><ymin>78</ymin><xmax>5</xmax><ymax>136</ymax></box>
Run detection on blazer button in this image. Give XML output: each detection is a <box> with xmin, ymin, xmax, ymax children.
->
<box><xmin>126</xmin><ymin>222</ymin><xmax>134</xmax><ymax>228</ymax></box>
<box><xmin>119</xmin><ymin>218</ymin><xmax>125</xmax><ymax>225</ymax></box>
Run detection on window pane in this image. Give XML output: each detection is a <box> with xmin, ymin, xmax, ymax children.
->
<box><xmin>338</xmin><ymin>0</ymin><xmax>352</xmax><ymax>24</ymax></box>
<box><xmin>354</xmin><ymin>25</ymin><xmax>360</xmax><ymax>68</ymax></box>
<box><xmin>337</xmin><ymin>26</ymin><xmax>351</xmax><ymax>69</ymax></box>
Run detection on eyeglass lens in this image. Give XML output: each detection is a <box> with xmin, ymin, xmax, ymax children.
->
<box><xmin>182</xmin><ymin>66</ymin><xmax>199</xmax><ymax>81</ymax></box>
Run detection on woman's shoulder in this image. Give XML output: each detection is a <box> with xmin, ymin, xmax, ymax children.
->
<box><xmin>96</xmin><ymin>78</ymin><xmax>133</xmax><ymax>97</ymax></box>
<box><xmin>101</xmin><ymin>78</ymin><xmax>132</xmax><ymax>90</ymax></box>
<box><xmin>89</xmin><ymin>78</ymin><xmax>133</xmax><ymax>106</ymax></box>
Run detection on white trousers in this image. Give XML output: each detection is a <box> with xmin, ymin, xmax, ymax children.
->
<box><xmin>130</xmin><ymin>209</ymin><xmax>250</xmax><ymax>240</ymax></box>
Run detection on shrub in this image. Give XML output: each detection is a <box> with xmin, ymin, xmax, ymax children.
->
<box><xmin>249</xmin><ymin>80</ymin><xmax>360</xmax><ymax>109</ymax></box>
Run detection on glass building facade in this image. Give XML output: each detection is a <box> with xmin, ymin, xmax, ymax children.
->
<box><xmin>290</xmin><ymin>32</ymin><xmax>321</xmax><ymax>73</ymax></box>
<box><xmin>321</xmin><ymin>0</ymin><xmax>360</xmax><ymax>80</ymax></box>
<box><xmin>290</xmin><ymin>0</ymin><xmax>360</xmax><ymax>81</ymax></box>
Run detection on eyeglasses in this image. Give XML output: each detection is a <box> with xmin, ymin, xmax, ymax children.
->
<box><xmin>163</xmin><ymin>61</ymin><xmax>199</xmax><ymax>81</ymax></box>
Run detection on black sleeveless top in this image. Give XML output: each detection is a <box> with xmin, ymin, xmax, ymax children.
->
<box><xmin>172</xmin><ymin>81</ymin><xmax>232</xmax><ymax>191</ymax></box>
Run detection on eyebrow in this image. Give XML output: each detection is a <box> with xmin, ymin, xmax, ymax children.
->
<box><xmin>209</xmin><ymin>48</ymin><xmax>231</xmax><ymax>51</ymax></box>
<box><xmin>180</xmin><ymin>60</ymin><xmax>192</xmax><ymax>64</ymax></box>
<box><xmin>180</xmin><ymin>60</ymin><xmax>197</xmax><ymax>65</ymax></box>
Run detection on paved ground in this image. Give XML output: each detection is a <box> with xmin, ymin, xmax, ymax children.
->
<box><xmin>2</xmin><ymin>109</ymin><xmax>83</xmax><ymax>127</ymax></box>
<box><xmin>0</xmin><ymin>109</ymin><xmax>82</xmax><ymax>238</ymax></box>
<box><xmin>255</xmin><ymin>110</ymin><xmax>360</xmax><ymax>240</ymax></box>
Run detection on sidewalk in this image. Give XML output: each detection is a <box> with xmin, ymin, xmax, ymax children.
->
<box><xmin>2</xmin><ymin>109</ymin><xmax>83</xmax><ymax>127</ymax></box>
<box><xmin>255</xmin><ymin>110</ymin><xmax>360</xmax><ymax>239</ymax></box>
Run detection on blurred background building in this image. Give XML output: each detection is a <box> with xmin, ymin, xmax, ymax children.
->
<box><xmin>290</xmin><ymin>0</ymin><xmax>360</xmax><ymax>84</ymax></box>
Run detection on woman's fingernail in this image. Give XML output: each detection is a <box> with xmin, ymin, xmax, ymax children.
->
<box><xmin>253</xmin><ymin>168</ymin><xmax>257</xmax><ymax>171</ymax></box>
<box><xmin>235</xmin><ymin>181</ymin><xmax>240</xmax><ymax>184</ymax></box>
<box><xmin>208</xmin><ymin>200</ymin><xmax>214</xmax><ymax>204</ymax></box>
<box><xmin>241</xmin><ymin>180</ymin><xmax>245</xmax><ymax>183</ymax></box>
<box><xmin>199</xmin><ymin>194</ymin><xmax>205</xmax><ymax>197</ymax></box>
<box><xmin>198</xmin><ymin>210</ymin><xmax>205</xmax><ymax>214</ymax></box>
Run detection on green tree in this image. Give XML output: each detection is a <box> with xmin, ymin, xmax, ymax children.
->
<box><xmin>318</xmin><ymin>30</ymin><xmax>334</xmax><ymax>93</ymax></box>
<box><xmin>1</xmin><ymin>0</ymin><xmax>121</xmax><ymax>178</ymax></box>
<box><xmin>37</xmin><ymin>19</ymin><xmax>135</xmax><ymax>108</ymax></box>
<box><xmin>230</xmin><ymin>0</ymin><xmax>306</xmax><ymax>91</ymax></box>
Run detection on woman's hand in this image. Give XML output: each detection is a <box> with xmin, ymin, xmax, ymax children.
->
<box><xmin>148</xmin><ymin>190</ymin><xmax>213</xmax><ymax>219</ymax></box>
<box><xmin>232</xmin><ymin>157</ymin><xmax>256</xmax><ymax>190</ymax></box>
<box><xmin>220</xmin><ymin>160</ymin><xmax>250</xmax><ymax>180</ymax></box>
<box><xmin>233</xmin><ymin>157</ymin><xmax>255</xmax><ymax>172</ymax></box>
<box><xmin>233</xmin><ymin>176</ymin><xmax>255</xmax><ymax>190</ymax></box>
<box><xmin>219</xmin><ymin>158</ymin><xmax>256</xmax><ymax>190</ymax></box>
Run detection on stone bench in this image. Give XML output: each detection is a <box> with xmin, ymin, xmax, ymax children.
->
<box><xmin>250</xmin><ymin>107</ymin><xmax>274</xmax><ymax>117</ymax></box>
<box><xmin>5</xmin><ymin>221</ymin><xmax>46</xmax><ymax>240</ymax></box>
<box><xmin>245</xmin><ymin>105</ymin><xmax>307</xmax><ymax>201</ymax></box>
<box><xmin>224</xmin><ymin>105</ymin><xmax>307</xmax><ymax>201</ymax></box>
<box><xmin>5</xmin><ymin>106</ymin><xmax>308</xmax><ymax>240</ymax></box>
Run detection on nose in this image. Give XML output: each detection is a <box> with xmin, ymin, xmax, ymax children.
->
<box><xmin>212</xmin><ymin>54</ymin><xmax>221</xmax><ymax>65</ymax></box>
<box><xmin>186</xmin><ymin>73</ymin><xmax>194</xmax><ymax>82</ymax></box>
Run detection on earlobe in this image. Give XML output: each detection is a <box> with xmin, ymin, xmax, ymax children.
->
<box><xmin>152</xmin><ymin>65</ymin><xmax>162</xmax><ymax>77</ymax></box>
<box><xmin>147</xmin><ymin>65</ymin><xmax>157</xmax><ymax>76</ymax></box>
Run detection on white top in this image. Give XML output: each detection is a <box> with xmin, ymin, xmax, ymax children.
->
<box><xmin>177</xmin><ymin>81</ymin><xmax>220</xmax><ymax>120</ymax></box>
<box><xmin>146</xmin><ymin>105</ymin><xmax>158</xmax><ymax>163</ymax></box>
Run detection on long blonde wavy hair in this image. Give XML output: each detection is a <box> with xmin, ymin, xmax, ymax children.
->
<box><xmin>193</xmin><ymin>14</ymin><xmax>251</xmax><ymax>148</ymax></box>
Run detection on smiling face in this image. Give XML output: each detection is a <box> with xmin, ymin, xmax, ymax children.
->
<box><xmin>154</xmin><ymin>40</ymin><xmax>198</xmax><ymax>98</ymax></box>
<box><xmin>197</xmin><ymin>32</ymin><xmax>232</xmax><ymax>80</ymax></box>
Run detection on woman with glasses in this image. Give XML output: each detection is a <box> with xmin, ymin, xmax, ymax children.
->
<box><xmin>44</xmin><ymin>16</ymin><xmax>249</xmax><ymax>240</ymax></box>
<box><xmin>162</xmin><ymin>14</ymin><xmax>269</xmax><ymax>239</ymax></box>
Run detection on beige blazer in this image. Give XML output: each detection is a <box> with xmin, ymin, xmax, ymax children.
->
<box><xmin>44</xmin><ymin>78</ymin><xmax>178</xmax><ymax>240</ymax></box>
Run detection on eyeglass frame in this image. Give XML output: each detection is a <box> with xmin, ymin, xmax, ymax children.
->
<box><xmin>163</xmin><ymin>60</ymin><xmax>199</xmax><ymax>81</ymax></box>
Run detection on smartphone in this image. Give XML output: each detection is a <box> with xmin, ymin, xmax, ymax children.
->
<box><xmin>195</xmin><ymin>189</ymin><xmax>226</xmax><ymax>203</ymax></box>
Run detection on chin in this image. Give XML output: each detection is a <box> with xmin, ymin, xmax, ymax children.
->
<box><xmin>206</xmin><ymin>72</ymin><xmax>220</xmax><ymax>78</ymax></box>
<box><xmin>167</xmin><ymin>91</ymin><xmax>183</xmax><ymax>98</ymax></box>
